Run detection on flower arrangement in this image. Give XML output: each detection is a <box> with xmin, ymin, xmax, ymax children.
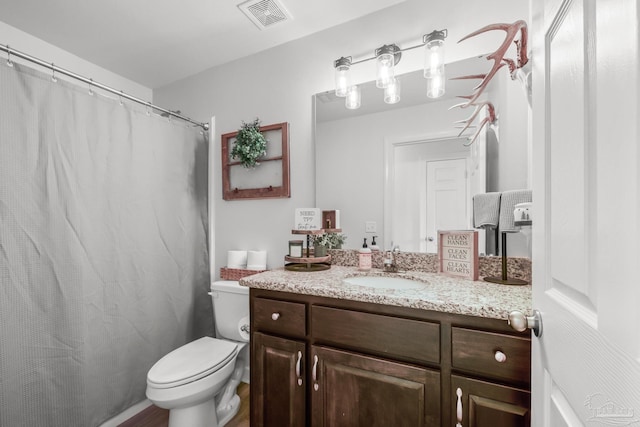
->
<box><xmin>231</xmin><ymin>118</ymin><xmax>268</xmax><ymax>168</ymax></box>
<box><xmin>327</xmin><ymin>232</ymin><xmax>347</xmax><ymax>249</ymax></box>
<box><xmin>311</xmin><ymin>232</ymin><xmax>347</xmax><ymax>249</ymax></box>
<box><xmin>311</xmin><ymin>233</ymin><xmax>333</xmax><ymax>249</ymax></box>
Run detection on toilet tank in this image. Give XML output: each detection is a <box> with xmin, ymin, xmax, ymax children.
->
<box><xmin>210</xmin><ymin>281</ymin><xmax>249</xmax><ymax>342</ymax></box>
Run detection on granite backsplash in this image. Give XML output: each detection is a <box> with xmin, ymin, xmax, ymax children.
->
<box><xmin>328</xmin><ymin>249</ymin><xmax>531</xmax><ymax>283</ymax></box>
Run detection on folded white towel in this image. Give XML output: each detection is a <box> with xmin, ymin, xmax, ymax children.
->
<box><xmin>499</xmin><ymin>189</ymin><xmax>533</xmax><ymax>232</ymax></box>
<box><xmin>473</xmin><ymin>192</ymin><xmax>502</xmax><ymax>228</ymax></box>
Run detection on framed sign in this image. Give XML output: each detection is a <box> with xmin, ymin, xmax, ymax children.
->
<box><xmin>221</xmin><ymin>122</ymin><xmax>290</xmax><ymax>200</ymax></box>
<box><xmin>438</xmin><ymin>230</ymin><xmax>479</xmax><ymax>280</ymax></box>
<box><xmin>294</xmin><ymin>208</ymin><xmax>322</xmax><ymax>231</ymax></box>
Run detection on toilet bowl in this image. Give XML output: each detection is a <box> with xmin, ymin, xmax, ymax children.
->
<box><xmin>146</xmin><ymin>281</ymin><xmax>249</xmax><ymax>427</ymax></box>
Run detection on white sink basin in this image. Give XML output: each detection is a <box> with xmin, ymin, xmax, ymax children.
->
<box><xmin>343</xmin><ymin>276</ymin><xmax>426</xmax><ymax>290</ymax></box>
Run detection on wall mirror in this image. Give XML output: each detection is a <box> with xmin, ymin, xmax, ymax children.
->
<box><xmin>314</xmin><ymin>55</ymin><xmax>530</xmax><ymax>256</ymax></box>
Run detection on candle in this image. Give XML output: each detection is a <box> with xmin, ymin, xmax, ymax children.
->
<box><xmin>289</xmin><ymin>240</ymin><xmax>303</xmax><ymax>258</ymax></box>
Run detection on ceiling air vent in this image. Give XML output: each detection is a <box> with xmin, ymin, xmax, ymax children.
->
<box><xmin>238</xmin><ymin>0</ymin><xmax>292</xmax><ymax>30</ymax></box>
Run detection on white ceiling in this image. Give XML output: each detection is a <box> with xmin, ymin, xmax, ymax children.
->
<box><xmin>0</xmin><ymin>0</ymin><xmax>405</xmax><ymax>88</ymax></box>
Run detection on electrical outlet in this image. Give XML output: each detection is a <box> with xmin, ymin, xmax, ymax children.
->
<box><xmin>365</xmin><ymin>221</ymin><xmax>377</xmax><ymax>233</ymax></box>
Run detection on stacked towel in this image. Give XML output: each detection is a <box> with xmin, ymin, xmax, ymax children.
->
<box><xmin>499</xmin><ymin>189</ymin><xmax>533</xmax><ymax>232</ymax></box>
<box><xmin>473</xmin><ymin>192</ymin><xmax>502</xmax><ymax>228</ymax></box>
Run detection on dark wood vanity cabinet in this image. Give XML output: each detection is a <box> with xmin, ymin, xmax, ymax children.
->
<box><xmin>252</xmin><ymin>332</ymin><xmax>306</xmax><ymax>427</ymax></box>
<box><xmin>311</xmin><ymin>345</ymin><xmax>440</xmax><ymax>426</ymax></box>
<box><xmin>451</xmin><ymin>375</ymin><xmax>530</xmax><ymax>427</ymax></box>
<box><xmin>250</xmin><ymin>288</ymin><xmax>531</xmax><ymax>427</ymax></box>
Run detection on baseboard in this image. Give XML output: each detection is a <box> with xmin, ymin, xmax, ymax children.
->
<box><xmin>98</xmin><ymin>399</ymin><xmax>152</xmax><ymax>427</ymax></box>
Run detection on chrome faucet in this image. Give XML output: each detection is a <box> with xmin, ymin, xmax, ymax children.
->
<box><xmin>383</xmin><ymin>246</ymin><xmax>401</xmax><ymax>273</ymax></box>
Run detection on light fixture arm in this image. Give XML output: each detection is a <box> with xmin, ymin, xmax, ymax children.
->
<box><xmin>344</xmin><ymin>37</ymin><xmax>441</xmax><ymax>67</ymax></box>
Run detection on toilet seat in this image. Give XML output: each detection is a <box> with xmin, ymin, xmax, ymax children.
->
<box><xmin>147</xmin><ymin>337</ymin><xmax>238</xmax><ymax>389</ymax></box>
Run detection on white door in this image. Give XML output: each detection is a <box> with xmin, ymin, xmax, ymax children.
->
<box><xmin>424</xmin><ymin>158</ymin><xmax>468</xmax><ymax>253</ymax></box>
<box><xmin>531</xmin><ymin>0</ymin><xmax>640</xmax><ymax>424</ymax></box>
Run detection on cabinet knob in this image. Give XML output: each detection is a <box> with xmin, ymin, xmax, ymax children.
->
<box><xmin>271</xmin><ymin>312</ymin><xmax>280</xmax><ymax>321</ymax></box>
<box><xmin>494</xmin><ymin>350</ymin><xmax>507</xmax><ymax>363</ymax></box>
<box><xmin>508</xmin><ymin>309</ymin><xmax>543</xmax><ymax>337</ymax></box>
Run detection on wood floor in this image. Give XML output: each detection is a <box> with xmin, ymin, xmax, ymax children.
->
<box><xmin>118</xmin><ymin>382</ymin><xmax>249</xmax><ymax>427</ymax></box>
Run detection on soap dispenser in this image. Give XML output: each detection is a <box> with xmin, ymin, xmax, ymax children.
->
<box><xmin>359</xmin><ymin>238</ymin><xmax>372</xmax><ymax>271</ymax></box>
<box><xmin>370</xmin><ymin>236</ymin><xmax>380</xmax><ymax>252</ymax></box>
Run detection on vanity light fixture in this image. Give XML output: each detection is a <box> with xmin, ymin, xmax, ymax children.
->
<box><xmin>384</xmin><ymin>77</ymin><xmax>401</xmax><ymax>104</ymax></box>
<box><xmin>345</xmin><ymin>85</ymin><xmax>361</xmax><ymax>109</ymax></box>
<box><xmin>424</xmin><ymin>29</ymin><xmax>447</xmax><ymax>98</ymax></box>
<box><xmin>333</xmin><ymin>29</ymin><xmax>447</xmax><ymax>109</ymax></box>
<box><xmin>334</xmin><ymin>56</ymin><xmax>352</xmax><ymax>97</ymax></box>
<box><xmin>375</xmin><ymin>44</ymin><xmax>401</xmax><ymax>89</ymax></box>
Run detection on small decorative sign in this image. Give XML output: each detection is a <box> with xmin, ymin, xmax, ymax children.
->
<box><xmin>294</xmin><ymin>208</ymin><xmax>322</xmax><ymax>231</ymax></box>
<box><xmin>438</xmin><ymin>230</ymin><xmax>479</xmax><ymax>280</ymax></box>
<box><xmin>322</xmin><ymin>210</ymin><xmax>340</xmax><ymax>230</ymax></box>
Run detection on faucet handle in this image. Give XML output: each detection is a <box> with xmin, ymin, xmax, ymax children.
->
<box><xmin>392</xmin><ymin>245</ymin><xmax>400</xmax><ymax>253</ymax></box>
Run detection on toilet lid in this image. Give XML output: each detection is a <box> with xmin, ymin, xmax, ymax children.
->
<box><xmin>147</xmin><ymin>337</ymin><xmax>238</xmax><ymax>388</ymax></box>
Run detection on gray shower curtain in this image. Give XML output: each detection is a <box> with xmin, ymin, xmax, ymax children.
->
<box><xmin>0</xmin><ymin>62</ymin><xmax>211</xmax><ymax>426</ymax></box>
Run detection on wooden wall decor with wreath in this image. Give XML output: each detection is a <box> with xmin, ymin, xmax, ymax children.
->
<box><xmin>221</xmin><ymin>122</ymin><xmax>290</xmax><ymax>200</ymax></box>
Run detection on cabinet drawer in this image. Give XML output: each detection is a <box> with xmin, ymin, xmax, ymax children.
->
<box><xmin>312</xmin><ymin>305</ymin><xmax>440</xmax><ymax>364</ymax></box>
<box><xmin>253</xmin><ymin>298</ymin><xmax>306</xmax><ymax>338</ymax></box>
<box><xmin>451</xmin><ymin>327</ymin><xmax>530</xmax><ymax>385</ymax></box>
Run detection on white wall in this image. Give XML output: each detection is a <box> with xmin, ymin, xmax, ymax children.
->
<box><xmin>153</xmin><ymin>0</ymin><xmax>530</xmax><ymax>274</ymax></box>
<box><xmin>0</xmin><ymin>21</ymin><xmax>151</xmax><ymax>100</ymax></box>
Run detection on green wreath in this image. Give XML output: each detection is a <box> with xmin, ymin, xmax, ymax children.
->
<box><xmin>231</xmin><ymin>119</ymin><xmax>268</xmax><ymax>168</ymax></box>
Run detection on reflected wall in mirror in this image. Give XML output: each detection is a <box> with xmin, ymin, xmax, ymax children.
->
<box><xmin>315</xmin><ymin>56</ymin><xmax>530</xmax><ymax>256</ymax></box>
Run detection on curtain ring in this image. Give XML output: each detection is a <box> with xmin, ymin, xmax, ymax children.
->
<box><xmin>51</xmin><ymin>63</ymin><xmax>57</xmax><ymax>82</ymax></box>
<box><xmin>88</xmin><ymin>78</ymin><xmax>94</xmax><ymax>96</ymax></box>
<box><xmin>119</xmin><ymin>90</ymin><xmax>124</xmax><ymax>106</ymax></box>
<box><xmin>6</xmin><ymin>45</ymin><xmax>13</xmax><ymax>67</ymax></box>
<box><xmin>146</xmin><ymin>102</ymin><xmax>151</xmax><ymax>116</ymax></box>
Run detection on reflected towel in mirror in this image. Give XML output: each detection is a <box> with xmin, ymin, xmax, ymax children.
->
<box><xmin>499</xmin><ymin>189</ymin><xmax>533</xmax><ymax>232</ymax></box>
<box><xmin>473</xmin><ymin>192</ymin><xmax>502</xmax><ymax>228</ymax></box>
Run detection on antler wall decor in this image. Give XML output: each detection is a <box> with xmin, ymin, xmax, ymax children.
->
<box><xmin>450</xmin><ymin>20</ymin><xmax>530</xmax><ymax>145</ymax></box>
<box><xmin>454</xmin><ymin>20</ymin><xmax>529</xmax><ymax>106</ymax></box>
<box><xmin>450</xmin><ymin>100</ymin><xmax>497</xmax><ymax>146</ymax></box>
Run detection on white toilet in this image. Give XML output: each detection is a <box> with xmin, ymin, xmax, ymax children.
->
<box><xmin>146</xmin><ymin>280</ymin><xmax>249</xmax><ymax>427</ymax></box>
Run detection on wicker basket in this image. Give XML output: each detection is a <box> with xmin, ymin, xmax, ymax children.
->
<box><xmin>220</xmin><ymin>267</ymin><xmax>266</xmax><ymax>281</ymax></box>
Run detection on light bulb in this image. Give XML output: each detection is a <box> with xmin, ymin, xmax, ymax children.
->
<box><xmin>375</xmin><ymin>45</ymin><xmax>400</xmax><ymax>89</ymax></box>
<box><xmin>384</xmin><ymin>78</ymin><xmax>401</xmax><ymax>104</ymax></box>
<box><xmin>427</xmin><ymin>73</ymin><xmax>445</xmax><ymax>98</ymax></box>
<box><xmin>345</xmin><ymin>85</ymin><xmax>361</xmax><ymax>109</ymax></box>
<box><xmin>334</xmin><ymin>57</ymin><xmax>351</xmax><ymax>97</ymax></box>
<box><xmin>423</xmin><ymin>30</ymin><xmax>447</xmax><ymax>98</ymax></box>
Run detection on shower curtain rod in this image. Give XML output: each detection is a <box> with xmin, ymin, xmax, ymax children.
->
<box><xmin>1</xmin><ymin>44</ymin><xmax>209</xmax><ymax>130</ymax></box>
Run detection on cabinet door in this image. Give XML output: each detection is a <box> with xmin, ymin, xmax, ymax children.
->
<box><xmin>311</xmin><ymin>345</ymin><xmax>440</xmax><ymax>427</ymax></box>
<box><xmin>252</xmin><ymin>332</ymin><xmax>306</xmax><ymax>427</ymax></box>
<box><xmin>451</xmin><ymin>375</ymin><xmax>530</xmax><ymax>427</ymax></box>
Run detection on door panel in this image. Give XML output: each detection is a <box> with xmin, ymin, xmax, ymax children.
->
<box><xmin>532</xmin><ymin>0</ymin><xmax>640</xmax><ymax>425</ymax></box>
<box><xmin>311</xmin><ymin>345</ymin><xmax>440</xmax><ymax>427</ymax></box>
<box><xmin>252</xmin><ymin>333</ymin><xmax>306</xmax><ymax>427</ymax></box>
<box><xmin>451</xmin><ymin>375</ymin><xmax>530</xmax><ymax>427</ymax></box>
<box><xmin>425</xmin><ymin>158</ymin><xmax>468</xmax><ymax>253</ymax></box>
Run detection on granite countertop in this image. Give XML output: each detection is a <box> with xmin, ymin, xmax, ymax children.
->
<box><xmin>239</xmin><ymin>266</ymin><xmax>531</xmax><ymax>320</ymax></box>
